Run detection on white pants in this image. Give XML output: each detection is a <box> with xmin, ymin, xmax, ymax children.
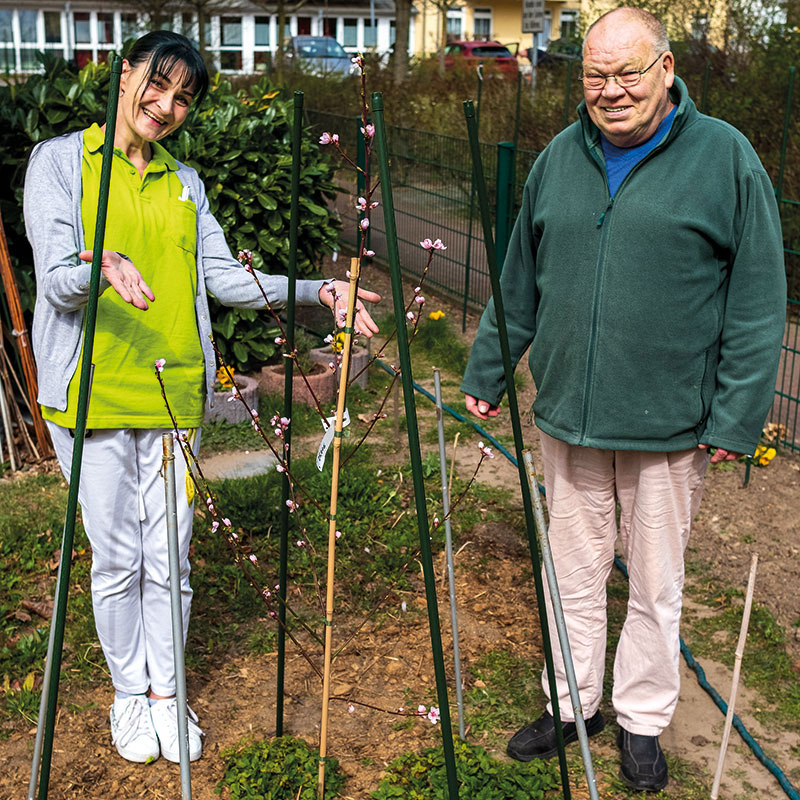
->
<box><xmin>539</xmin><ymin>431</ymin><xmax>708</xmax><ymax>736</ymax></box>
<box><xmin>47</xmin><ymin>423</ymin><xmax>198</xmax><ymax>696</ymax></box>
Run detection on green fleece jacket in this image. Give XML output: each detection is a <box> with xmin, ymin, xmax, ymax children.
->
<box><xmin>461</xmin><ymin>78</ymin><xmax>786</xmax><ymax>454</ymax></box>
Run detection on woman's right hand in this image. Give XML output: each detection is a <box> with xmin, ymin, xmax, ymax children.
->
<box><xmin>78</xmin><ymin>250</ymin><xmax>155</xmax><ymax>310</ymax></box>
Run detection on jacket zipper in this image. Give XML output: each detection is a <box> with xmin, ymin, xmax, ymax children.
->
<box><xmin>578</xmin><ymin>141</ymin><xmax>666</xmax><ymax>444</ymax></box>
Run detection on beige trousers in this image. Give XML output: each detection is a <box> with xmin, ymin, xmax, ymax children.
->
<box><xmin>538</xmin><ymin>431</ymin><xmax>709</xmax><ymax>736</ymax></box>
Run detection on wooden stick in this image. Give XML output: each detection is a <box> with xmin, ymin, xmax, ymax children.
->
<box><xmin>0</xmin><ymin>208</ymin><xmax>52</xmax><ymax>458</ymax></box>
<box><xmin>710</xmin><ymin>552</ymin><xmax>759</xmax><ymax>799</ymax></box>
<box><xmin>318</xmin><ymin>257</ymin><xmax>360</xmax><ymax>799</ymax></box>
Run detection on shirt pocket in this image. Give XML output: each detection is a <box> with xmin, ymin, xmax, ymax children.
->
<box><xmin>170</xmin><ymin>198</ymin><xmax>198</xmax><ymax>256</ymax></box>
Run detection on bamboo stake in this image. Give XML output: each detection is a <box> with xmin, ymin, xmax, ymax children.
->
<box><xmin>373</xmin><ymin>91</ymin><xmax>460</xmax><ymax>800</ymax></box>
<box><xmin>711</xmin><ymin>553</ymin><xmax>759</xmax><ymax>799</ymax></box>
<box><xmin>318</xmin><ymin>257</ymin><xmax>361</xmax><ymax>799</ymax></box>
<box><xmin>276</xmin><ymin>89</ymin><xmax>303</xmax><ymax>737</ymax></box>
<box><xmin>0</xmin><ymin>207</ymin><xmax>51</xmax><ymax>458</ymax></box>
<box><xmin>31</xmin><ymin>56</ymin><xmax>122</xmax><ymax>800</ymax></box>
<box><xmin>462</xmin><ymin>98</ymin><xmax>571</xmax><ymax>797</ymax></box>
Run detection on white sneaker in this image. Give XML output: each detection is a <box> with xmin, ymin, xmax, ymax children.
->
<box><xmin>110</xmin><ymin>694</ymin><xmax>160</xmax><ymax>763</ymax></box>
<box><xmin>149</xmin><ymin>697</ymin><xmax>204</xmax><ymax>763</ymax></box>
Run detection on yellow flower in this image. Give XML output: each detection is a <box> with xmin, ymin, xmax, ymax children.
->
<box><xmin>753</xmin><ymin>445</ymin><xmax>777</xmax><ymax>466</ymax></box>
<box><xmin>332</xmin><ymin>331</ymin><xmax>347</xmax><ymax>353</ymax></box>
<box><xmin>216</xmin><ymin>366</ymin><xmax>235</xmax><ymax>390</ymax></box>
<box><xmin>428</xmin><ymin>310</ymin><xmax>445</xmax><ymax>321</ymax></box>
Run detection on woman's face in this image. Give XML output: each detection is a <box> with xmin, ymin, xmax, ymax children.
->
<box><xmin>118</xmin><ymin>57</ymin><xmax>196</xmax><ymax>146</ymax></box>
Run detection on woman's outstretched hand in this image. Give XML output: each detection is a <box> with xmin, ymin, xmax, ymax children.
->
<box><xmin>78</xmin><ymin>250</ymin><xmax>155</xmax><ymax>310</ymax></box>
<box><xmin>319</xmin><ymin>280</ymin><xmax>381</xmax><ymax>337</ymax></box>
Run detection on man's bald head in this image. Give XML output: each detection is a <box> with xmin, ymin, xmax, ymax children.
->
<box><xmin>583</xmin><ymin>7</ymin><xmax>670</xmax><ymax>57</ymax></box>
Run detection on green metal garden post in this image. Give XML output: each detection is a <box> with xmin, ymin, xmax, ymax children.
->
<box><xmin>513</xmin><ymin>71</ymin><xmax>522</xmax><ymax>149</ymax></box>
<box><xmin>462</xmin><ymin>68</ymin><xmax>483</xmax><ymax>333</ymax></box>
<box><xmin>562</xmin><ymin>59</ymin><xmax>575</xmax><ymax>130</ymax></box>
<box><xmin>495</xmin><ymin>142</ymin><xmax>515</xmax><ymax>275</ymax></box>
<box><xmin>33</xmin><ymin>56</ymin><xmax>123</xmax><ymax>800</ymax></box>
<box><xmin>463</xmin><ymin>99</ymin><xmax>572</xmax><ymax>800</ymax></box>
<box><xmin>276</xmin><ymin>90</ymin><xmax>303</xmax><ymax>736</ymax></box>
<box><xmin>701</xmin><ymin>61</ymin><xmax>711</xmax><ymax>115</ymax></box>
<box><xmin>372</xmin><ymin>91</ymin><xmax>460</xmax><ymax>800</ymax></box>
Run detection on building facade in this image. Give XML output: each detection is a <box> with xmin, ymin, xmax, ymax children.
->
<box><xmin>0</xmin><ymin>0</ymin><xmax>582</xmax><ymax>74</ymax></box>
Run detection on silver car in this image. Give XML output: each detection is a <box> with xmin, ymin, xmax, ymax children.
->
<box><xmin>288</xmin><ymin>36</ymin><xmax>356</xmax><ymax>76</ymax></box>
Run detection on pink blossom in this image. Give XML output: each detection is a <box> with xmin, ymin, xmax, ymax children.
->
<box><xmin>155</xmin><ymin>358</ymin><xmax>166</xmax><ymax>373</ymax></box>
<box><xmin>211</xmin><ymin>521</ymin><xmax>219</xmax><ymax>533</ymax></box>
<box><xmin>417</xmin><ymin>704</ymin><xmax>427</xmax><ymax>715</ymax></box>
<box><xmin>363</xmin><ymin>249</ymin><xmax>375</xmax><ymax>257</ymax></box>
<box><xmin>329</xmin><ymin>362</ymin><xmax>336</xmax><ymax>371</ymax></box>
<box><xmin>360</xmin><ymin>218</ymin><xmax>370</xmax><ymax>230</ymax></box>
<box><xmin>433</xmin><ymin>517</ymin><xmax>440</xmax><ymax>527</ymax></box>
<box><xmin>414</xmin><ymin>286</ymin><xmax>421</xmax><ymax>294</ymax></box>
<box><xmin>420</xmin><ymin>238</ymin><xmax>433</xmax><ymax>250</ymax></box>
<box><xmin>406</xmin><ymin>311</ymin><xmax>415</xmax><ymax>322</ymax></box>
<box><xmin>319</xmin><ymin>131</ymin><xmax>339</xmax><ymax>145</ymax></box>
<box><xmin>324</xmin><ymin>334</ymin><xmax>334</xmax><ymax>344</ymax></box>
<box><xmin>249</xmin><ymin>553</ymin><xmax>258</xmax><ymax>564</ymax></box>
<box><xmin>348</xmin><ymin>704</ymin><xmax>355</xmax><ymax>713</ymax></box>
<box><xmin>280</xmin><ymin>417</ymin><xmax>290</xmax><ymax>427</ymax></box>
<box><xmin>427</xmin><ymin>706</ymin><xmax>441</xmax><ymax>724</ymax></box>
<box><xmin>276</xmin><ymin>463</ymin><xmax>286</xmax><ymax>473</ymax></box>
<box><xmin>286</xmin><ymin>499</ymin><xmax>295</xmax><ymax>512</ymax></box>
<box><xmin>296</xmin><ymin>539</ymin><xmax>306</xmax><ymax>547</ymax></box>
<box><xmin>274</xmin><ymin>336</ymin><xmax>284</xmax><ymax>345</ymax></box>
<box><xmin>361</xmin><ymin>123</ymin><xmax>375</xmax><ymax>138</ymax></box>
<box><xmin>415</xmin><ymin>296</ymin><xmax>425</xmax><ymax>304</ymax></box>
<box><xmin>263</xmin><ymin>588</ymin><xmax>271</xmax><ymax>598</ymax></box>
<box><xmin>370</xmin><ymin>201</ymin><xmax>379</xmax><ymax>208</ymax></box>
<box><xmin>335</xmin><ymin>530</ymin><xmax>342</xmax><ymax>539</ymax></box>
<box><xmin>478</xmin><ymin>441</ymin><xmax>495</xmax><ymax>459</ymax></box>
<box><xmin>433</xmin><ymin>239</ymin><xmax>447</xmax><ymax>250</ymax></box>
<box><xmin>222</xmin><ymin>517</ymin><xmax>231</xmax><ymax>526</ymax></box>
<box><xmin>356</xmin><ymin>197</ymin><xmax>367</xmax><ymax>211</ymax></box>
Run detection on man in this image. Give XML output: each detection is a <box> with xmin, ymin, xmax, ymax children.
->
<box><xmin>461</xmin><ymin>7</ymin><xmax>786</xmax><ymax>793</ymax></box>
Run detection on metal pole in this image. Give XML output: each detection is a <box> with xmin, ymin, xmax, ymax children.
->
<box><xmin>494</xmin><ymin>142</ymin><xmax>515</xmax><ymax>275</ymax></box>
<box><xmin>523</xmin><ymin>450</ymin><xmax>600</xmax><ymax>800</ymax></box>
<box><xmin>0</xmin><ymin>374</ymin><xmax>16</xmax><ymax>471</ymax></box>
<box><xmin>373</xmin><ymin>91</ymin><xmax>460</xmax><ymax>800</ymax></box>
<box><xmin>276</xmin><ymin>89</ymin><xmax>303</xmax><ymax>737</ymax></box>
<box><xmin>433</xmin><ymin>368</ymin><xmax>465</xmax><ymax>740</ymax></box>
<box><xmin>33</xmin><ymin>56</ymin><xmax>122</xmax><ymax>800</ymax></box>
<box><xmin>162</xmin><ymin>434</ymin><xmax>192</xmax><ymax>799</ymax></box>
<box><xmin>776</xmin><ymin>66</ymin><xmax>795</xmax><ymax>205</ymax></box>
<box><xmin>710</xmin><ymin>553</ymin><xmax>759</xmax><ymax>799</ymax></box>
<box><xmin>462</xmin><ymin>98</ymin><xmax>571</xmax><ymax>799</ymax></box>
<box><xmin>461</xmin><ymin>65</ymin><xmax>483</xmax><ymax>333</ymax></box>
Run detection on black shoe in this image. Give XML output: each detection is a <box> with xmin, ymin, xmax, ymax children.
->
<box><xmin>617</xmin><ymin>728</ymin><xmax>669</xmax><ymax>792</ymax></box>
<box><xmin>507</xmin><ymin>709</ymin><xmax>605</xmax><ymax>762</ymax></box>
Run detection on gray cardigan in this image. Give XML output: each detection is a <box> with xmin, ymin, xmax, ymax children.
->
<box><xmin>24</xmin><ymin>130</ymin><xmax>328</xmax><ymax>414</ymax></box>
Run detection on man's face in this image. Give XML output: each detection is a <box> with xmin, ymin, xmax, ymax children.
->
<box><xmin>582</xmin><ymin>19</ymin><xmax>674</xmax><ymax>147</ymax></box>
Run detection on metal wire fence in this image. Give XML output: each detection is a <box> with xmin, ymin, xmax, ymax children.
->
<box><xmin>307</xmin><ymin>109</ymin><xmax>800</xmax><ymax>452</ymax></box>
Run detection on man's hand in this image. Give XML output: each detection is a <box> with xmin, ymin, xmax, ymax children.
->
<box><xmin>698</xmin><ymin>444</ymin><xmax>743</xmax><ymax>463</ymax></box>
<box><xmin>78</xmin><ymin>250</ymin><xmax>155</xmax><ymax>310</ymax></box>
<box><xmin>465</xmin><ymin>393</ymin><xmax>500</xmax><ymax>420</ymax></box>
<box><xmin>318</xmin><ymin>280</ymin><xmax>381</xmax><ymax>337</ymax></box>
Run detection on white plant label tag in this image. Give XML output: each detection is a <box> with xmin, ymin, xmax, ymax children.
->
<box><xmin>316</xmin><ymin>408</ymin><xmax>350</xmax><ymax>471</ymax></box>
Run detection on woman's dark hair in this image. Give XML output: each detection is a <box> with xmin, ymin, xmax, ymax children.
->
<box><xmin>127</xmin><ymin>31</ymin><xmax>209</xmax><ymax>106</ymax></box>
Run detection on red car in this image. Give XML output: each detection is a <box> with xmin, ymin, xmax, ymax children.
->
<box><xmin>444</xmin><ymin>40</ymin><xmax>519</xmax><ymax>78</ymax></box>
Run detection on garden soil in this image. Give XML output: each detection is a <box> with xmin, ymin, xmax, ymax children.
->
<box><xmin>1</xmin><ymin>263</ymin><xmax>798</xmax><ymax>799</ymax></box>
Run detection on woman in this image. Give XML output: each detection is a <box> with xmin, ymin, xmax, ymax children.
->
<box><xmin>24</xmin><ymin>31</ymin><xmax>378</xmax><ymax>765</ymax></box>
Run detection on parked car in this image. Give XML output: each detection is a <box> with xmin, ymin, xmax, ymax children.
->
<box><xmin>286</xmin><ymin>35</ymin><xmax>356</xmax><ymax>76</ymax></box>
<box><xmin>443</xmin><ymin>40</ymin><xmax>519</xmax><ymax>78</ymax></box>
<box><xmin>528</xmin><ymin>38</ymin><xmax>582</xmax><ymax>67</ymax></box>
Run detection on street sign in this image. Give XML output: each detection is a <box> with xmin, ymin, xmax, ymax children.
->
<box><xmin>522</xmin><ymin>0</ymin><xmax>545</xmax><ymax>34</ymax></box>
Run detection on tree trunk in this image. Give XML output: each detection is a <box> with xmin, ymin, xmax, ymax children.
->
<box><xmin>438</xmin><ymin>5</ymin><xmax>446</xmax><ymax>75</ymax></box>
<box><xmin>393</xmin><ymin>0</ymin><xmax>411</xmax><ymax>85</ymax></box>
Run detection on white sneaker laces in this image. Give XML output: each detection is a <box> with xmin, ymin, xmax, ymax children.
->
<box><xmin>112</xmin><ymin>696</ymin><xmax>155</xmax><ymax>748</ymax></box>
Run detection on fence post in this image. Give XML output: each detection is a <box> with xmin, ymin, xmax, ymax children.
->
<box><xmin>562</xmin><ymin>60</ymin><xmax>575</xmax><ymax>129</ymax></box>
<box><xmin>495</xmin><ymin>142</ymin><xmax>516</xmax><ymax>275</ymax></box>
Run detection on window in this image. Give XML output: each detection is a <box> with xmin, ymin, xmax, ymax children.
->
<box><xmin>219</xmin><ymin>50</ymin><xmax>242</xmax><ymax>70</ymax></box>
<box><xmin>254</xmin><ymin>16</ymin><xmax>270</xmax><ymax>47</ymax></box>
<box><xmin>691</xmin><ymin>14</ymin><xmax>709</xmax><ymax>40</ymax></box>
<box><xmin>0</xmin><ymin>10</ymin><xmax>12</xmax><ymax>45</ymax></box>
<box><xmin>19</xmin><ymin>10</ymin><xmax>38</xmax><ymax>43</ymax></box>
<box><xmin>74</xmin><ymin>12</ymin><xmax>91</xmax><ymax>44</ymax></box>
<box><xmin>97</xmin><ymin>13</ymin><xmax>114</xmax><ymax>45</ymax></box>
<box><xmin>297</xmin><ymin>16</ymin><xmax>311</xmax><ymax>36</ymax></box>
<box><xmin>221</xmin><ymin>17</ymin><xmax>241</xmax><ymax>46</ymax></box>
<box><xmin>44</xmin><ymin>12</ymin><xmax>62</xmax><ymax>44</ymax></box>
<box><xmin>343</xmin><ymin>18</ymin><xmax>357</xmax><ymax>47</ymax></box>
<box><xmin>446</xmin><ymin>11</ymin><xmax>463</xmax><ymax>39</ymax></box>
<box><xmin>20</xmin><ymin>48</ymin><xmax>41</xmax><ymax>70</ymax></box>
<box><xmin>254</xmin><ymin>51</ymin><xmax>271</xmax><ymax>72</ymax></box>
<box><xmin>474</xmin><ymin>8</ymin><xmax>491</xmax><ymax>40</ymax></box>
<box><xmin>560</xmin><ymin>10</ymin><xmax>577</xmax><ymax>40</ymax></box>
<box><xmin>364</xmin><ymin>20</ymin><xmax>377</xmax><ymax>48</ymax></box>
<box><xmin>390</xmin><ymin>19</ymin><xmax>396</xmax><ymax>46</ymax></box>
<box><xmin>322</xmin><ymin>18</ymin><xmax>336</xmax><ymax>37</ymax></box>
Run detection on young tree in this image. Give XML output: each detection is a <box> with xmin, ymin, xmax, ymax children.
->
<box><xmin>393</xmin><ymin>0</ymin><xmax>412</xmax><ymax>84</ymax></box>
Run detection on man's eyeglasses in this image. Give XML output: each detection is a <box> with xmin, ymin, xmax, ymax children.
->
<box><xmin>579</xmin><ymin>53</ymin><xmax>665</xmax><ymax>90</ymax></box>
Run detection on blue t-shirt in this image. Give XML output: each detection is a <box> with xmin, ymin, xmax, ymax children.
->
<box><xmin>601</xmin><ymin>106</ymin><xmax>677</xmax><ymax>197</ymax></box>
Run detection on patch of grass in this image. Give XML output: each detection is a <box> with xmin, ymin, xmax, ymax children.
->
<box><xmin>464</xmin><ymin>650</ymin><xmax>546</xmax><ymax>740</ymax></box>
<box><xmin>682</xmin><ymin>578</ymin><xmax>800</xmax><ymax>725</ymax></box>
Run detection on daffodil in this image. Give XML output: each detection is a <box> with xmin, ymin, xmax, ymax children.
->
<box><xmin>429</xmin><ymin>310</ymin><xmax>445</xmax><ymax>321</ymax></box>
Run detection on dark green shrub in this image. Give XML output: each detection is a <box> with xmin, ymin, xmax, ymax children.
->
<box><xmin>371</xmin><ymin>737</ymin><xmax>560</xmax><ymax>799</ymax></box>
<box><xmin>0</xmin><ymin>54</ymin><xmax>341</xmax><ymax>373</ymax></box>
<box><xmin>217</xmin><ymin>735</ymin><xmax>345</xmax><ymax>799</ymax></box>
